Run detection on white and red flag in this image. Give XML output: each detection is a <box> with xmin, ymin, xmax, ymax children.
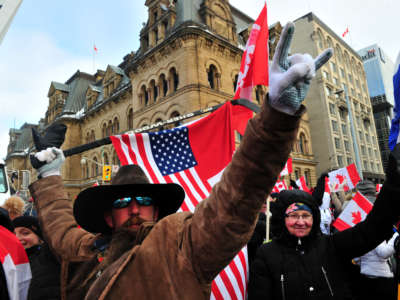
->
<box><xmin>273</xmin><ymin>179</ymin><xmax>288</xmax><ymax>193</ymax></box>
<box><xmin>376</xmin><ymin>184</ymin><xmax>383</xmax><ymax>194</ymax></box>
<box><xmin>320</xmin><ymin>177</ymin><xmax>331</xmax><ymax>210</ymax></box>
<box><xmin>342</xmin><ymin>27</ymin><xmax>349</xmax><ymax>38</ymax></box>
<box><xmin>233</xmin><ymin>3</ymin><xmax>268</xmax><ymax>101</ymax></box>
<box><xmin>279</xmin><ymin>158</ymin><xmax>293</xmax><ymax>177</ymax></box>
<box><xmin>332</xmin><ymin>192</ymin><xmax>373</xmax><ymax>231</ymax></box>
<box><xmin>295</xmin><ymin>176</ymin><xmax>310</xmax><ymax>193</ymax></box>
<box><xmin>111</xmin><ymin>102</ymin><xmax>253</xmax><ymax>300</ymax></box>
<box><xmin>0</xmin><ymin>226</ymin><xmax>31</xmax><ymax>300</ymax></box>
<box><xmin>328</xmin><ymin>163</ymin><xmax>361</xmax><ymax>192</ymax></box>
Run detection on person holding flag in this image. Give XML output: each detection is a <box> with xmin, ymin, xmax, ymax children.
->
<box><xmin>27</xmin><ymin>20</ymin><xmax>332</xmax><ymax>300</ymax></box>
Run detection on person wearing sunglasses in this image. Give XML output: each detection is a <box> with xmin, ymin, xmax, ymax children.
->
<box><xmin>28</xmin><ymin>23</ymin><xmax>336</xmax><ymax>299</ymax></box>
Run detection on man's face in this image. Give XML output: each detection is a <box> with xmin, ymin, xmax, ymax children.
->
<box><xmin>104</xmin><ymin>197</ymin><xmax>159</xmax><ymax>231</ymax></box>
<box><xmin>285</xmin><ymin>210</ymin><xmax>313</xmax><ymax>238</ymax></box>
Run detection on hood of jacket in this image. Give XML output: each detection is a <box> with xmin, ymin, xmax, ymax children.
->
<box><xmin>270</xmin><ymin>190</ymin><xmax>321</xmax><ymax>248</ymax></box>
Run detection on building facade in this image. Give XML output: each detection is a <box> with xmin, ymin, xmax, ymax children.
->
<box><xmin>6</xmin><ymin>1</ymin><xmax>319</xmax><ymax>199</ymax></box>
<box><xmin>358</xmin><ymin>44</ymin><xmax>395</xmax><ymax>169</ymax></box>
<box><xmin>292</xmin><ymin>13</ymin><xmax>385</xmax><ymax>182</ymax></box>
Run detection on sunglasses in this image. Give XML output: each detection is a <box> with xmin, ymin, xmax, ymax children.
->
<box><xmin>112</xmin><ymin>196</ymin><xmax>154</xmax><ymax>209</ymax></box>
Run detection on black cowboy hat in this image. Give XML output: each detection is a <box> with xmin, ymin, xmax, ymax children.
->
<box><xmin>73</xmin><ymin>165</ymin><xmax>185</xmax><ymax>234</ymax></box>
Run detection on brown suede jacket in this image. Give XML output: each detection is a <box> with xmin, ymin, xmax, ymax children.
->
<box><xmin>29</xmin><ymin>102</ymin><xmax>304</xmax><ymax>300</ymax></box>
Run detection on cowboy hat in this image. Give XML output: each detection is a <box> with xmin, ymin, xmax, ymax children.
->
<box><xmin>73</xmin><ymin>165</ymin><xmax>185</xmax><ymax>234</ymax></box>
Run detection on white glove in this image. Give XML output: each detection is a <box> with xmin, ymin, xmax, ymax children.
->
<box><xmin>269</xmin><ymin>22</ymin><xmax>333</xmax><ymax>115</ymax></box>
<box><xmin>34</xmin><ymin>147</ymin><xmax>65</xmax><ymax>178</ymax></box>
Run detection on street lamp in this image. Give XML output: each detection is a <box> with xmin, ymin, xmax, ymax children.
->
<box><xmin>335</xmin><ymin>88</ymin><xmax>363</xmax><ymax>180</ymax></box>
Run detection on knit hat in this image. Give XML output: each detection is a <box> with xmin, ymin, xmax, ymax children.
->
<box><xmin>12</xmin><ymin>216</ymin><xmax>42</xmax><ymax>239</ymax></box>
<box><xmin>285</xmin><ymin>202</ymin><xmax>312</xmax><ymax>216</ymax></box>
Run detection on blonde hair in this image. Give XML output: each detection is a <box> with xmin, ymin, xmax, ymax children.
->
<box><xmin>2</xmin><ymin>196</ymin><xmax>25</xmax><ymax>219</ymax></box>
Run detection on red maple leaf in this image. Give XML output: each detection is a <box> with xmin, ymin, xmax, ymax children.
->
<box><xmin>351</xmin><ymin>211</ymin><xmax>362</xmax><ymax>224</ymax></box>
<box><xmin>336</xmin><ymin>174</ymin><xmax>345</xmax><ymax>184</ymax></box>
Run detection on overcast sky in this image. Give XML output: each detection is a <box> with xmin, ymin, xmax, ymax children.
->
<box><xmin>0</xmin><ymin>0</ymin><xmax>398</xmax><ymax>159</ymax></box>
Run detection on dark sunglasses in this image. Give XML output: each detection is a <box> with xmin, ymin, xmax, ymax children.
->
<box><xmin>112</xmin><ymin>196</ymin><xmax>154</xmax><ymax>209</ymax></box>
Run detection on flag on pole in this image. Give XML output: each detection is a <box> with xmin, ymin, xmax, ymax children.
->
<box><xmin>279</xmin><ymin>158</ymin><xmax>293</xmax><ymax>177</ymax></box>
<box><xmin>272</xmin><ymin>179</ymin><xmax>288</xmax><ymax>193</ymax></box>
<box><xmin>295</xmin><ymin>176</ymin><xmax>310</xmax><ymax>193</ymax></box>
<box><xmin>328</xmin><ymin>163</ymin><xmax>361</xmax><ymax>192</ymax></box>
<box><xmin>332</xmin><ymin>192</ymin><xmax>373</xmax><ymax>231</ymax></box>
<box><xmin>342</xmin><ymin>27</ymin><xmax>349</xmax><ymax>38</ymax></box>
<box><xmin>111</xmin><ymin>102</ymin><xmax>253</xmax><ymax>300</ymax></box>
<box><xmin>94</xmin><ymin>44</ymin><xmax>98</xmax><ymax>53</ymax></box>
<box><xmin>389</xmin><ymin>52</ymin><xmax>400</xmax><ymax>150</ymax></box>
<box><xmin>0</xmin><ymin>226</ymin><xmax>31</xmax><ymax>300</ymax></box>
<box><xmin>376</xmin><ymin>183</ymin><xmax>383</xmax><ymax>194</ymax></box>
<box><xmin>234</xmin><ymin>3</ymin><xmax>269</xmax><ymax>101</ymax></box>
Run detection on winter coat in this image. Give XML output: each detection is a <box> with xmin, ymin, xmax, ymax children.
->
<box><xmin>29</xmin><ymin>102</ymin><xmax>303</xmax><ymax>300</ymax></box>
<box><xmin>355</xmin><ymin>232</ymin><xmax>398</xmax><ymax>278</ymax></box>
<box><xmin>26</xmin><ymin>244</ymin><xmax>61</xmax><ymax>300</ymax></box>
<box><xmin>248</xmin><ymin>182</ymin><xmax>400</xmax><ymax>300</ymax></box>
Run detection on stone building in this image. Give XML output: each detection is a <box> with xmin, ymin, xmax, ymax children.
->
<box><xmin>292</xmin><ymin>13</ymin><xmax>385</xmax><ymax>182</ymax></box>
<box><xmin>6</xmin><ymin>1</ymin><xmax>319</xmax><ymax>199</ymax></box>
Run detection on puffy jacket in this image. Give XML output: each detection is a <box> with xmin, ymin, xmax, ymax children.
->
<box><xmin>248</xmin><ymin>182</ymin><xmax>400</xmax><ymax>300</ymax></box>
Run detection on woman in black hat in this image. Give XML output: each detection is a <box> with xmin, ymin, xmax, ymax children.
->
<box><xmin>13</xmin><ymin>216</ymin><xmax>60</xmax><ymax>300</ymax></box>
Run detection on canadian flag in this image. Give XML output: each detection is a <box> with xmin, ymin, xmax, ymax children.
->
<box><xmin>0</xmin><ymin>226</ymin><xmax>31</xmax><ymax>300</ymax></box>
<box><xmin>328</xmin><ymin>163</ymin><xmax>361</xmax><ymax>192</ymax></box>
<box><xmin>280</xmin><ymin>158</ymin><xmax>293</xmax><ymax>177</ymax></box>
<box><xmin>233</xmin><ymin>3</ymin><xmax>268</xmax><ymax>101</ymax></box>
<box><xmin>342</xmin><ymin>27</ymin><xmax>349</xmax><ymax>38</ymax></box>
<box><xmin>376</xmin><ymin>184</ymin><xmax>383</xmax><ymax>194</ymax></box>
<box><xmin>296</xmin><ymin>176</ymin><xmax>310</xmax><ymax>193</ymax></box>
<box><xmin>332</xmin><ymin>192</ymin><xmax>373</xmax><ymax>231</ymax></box>
<box><xmin>273</xmin><ymin>179</ymin><xmax>288</xmax><ymax>193</ymax></box>
<box><xmin>320</xmin><ymin>177</ymin><xmax>331</xmax><ymax>210</ymax></box>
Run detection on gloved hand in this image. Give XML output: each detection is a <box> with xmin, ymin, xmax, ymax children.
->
<box><xmin>34</xmin><ymin>147</ymin><xmax>65</xmax><ymax>178</ymax></box>
<box><xmin>386</xmin><ymin>143</ymin><xmax>400</xmax><ymax>185</ymax></box>
<box><xmin>269</xmin><ymin>22</ymin><xmax>333</xmax><ymax>115</ymax></box>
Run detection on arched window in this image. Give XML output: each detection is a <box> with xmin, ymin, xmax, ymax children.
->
<box><xmin>155</xmin><ymin>118</ymin><xmax>164</xmax><ymax>131</ymax></box>
<box><xmin>102</xmin><ymin>123</ymin><xmax>107</xmax><ymax>138</ymax></box>
<box><xmin>298</xmin><ymin>133</ymin><xmax>308</xmax><ymax>154</ymax></box>
<box><xmin>103</xmin><ymin>153</ymin><xmax>109</xmax><ymax>165</ymax></box>
<box><xmin>233</xmin><ymin>74</ymin><xmax>238</xmax><ymax>92</ymax></box>
<box><xmin>317</xmin><ymin>30</ymin><xmax>324</xmax><ymax>49</ymax></box>
<box><xmin>171</xmin><ymin>111</ymin><xmax>181</xmax><ymax>127</ymax></box>
<box><xmin>326</xmin><ymin>37</ymin><xmax>333</xmax><ymax>48</ymax></box>
<box><xmin>86</xmin><ymin>132</ymin><xmax>90</xmax><ymax>143</ymax></box>
<box><xmin>208</xmin><ymin>64</ymin><xmax>218</xmax><ymax>89</ymax></box>
<box><xmin>169</xmin><ymin>68</ymin><xmax>179</xmax><ymax>92</ymax></box>
<box><xmin>112</xmin><ymin>151</ymin><xmax>120</xmax><ymax>166</ymax></box>
<box><xmin>150</xmin><ymin>80</ymin><xmax>158</xmax><ymax>102</ymax></box>
<box><xmin>127</xmin><ymin>108</ymin><xmax>134</xmax><ymax>129</ymax></box>
<box><xmin>160</xmin><ymin>74</ymin><xmax>168</xmax><ymax>97</ymax></box>
<box><xmin>107</xmin><ymin>120</ymin><xmax>112</xmax><ymax>136</ymax></box>
<box><xmin>90</xmin><ymin>130</ymin><xmax>95</xmax><ymax>142</ymax></box>
<box><xmin>92</xmin><ymin>157</ymin><xmax>99</xmax><ymax>177</ymax></box>
<box><xmin>113</xmin><ymin>117</ymin><xmax>119</xmax><ymax>134</ymax></box>
<box><xmin>141</xmin><ymin>85</ymin><xmax>149</xmax><ymax>106</ymax></box>
<box><xmin>336</xmin><ymin>45</ymin><xmax>342</xmax><ymax>62</ymax></box>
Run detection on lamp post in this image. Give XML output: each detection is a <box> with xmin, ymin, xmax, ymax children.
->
<box><xmin>335</xmin><ymin>87</ymin><xmax>363</xmax><ymax>180</ymax></box>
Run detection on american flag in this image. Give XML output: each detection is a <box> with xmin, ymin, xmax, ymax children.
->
<box><xmin>111</xmin><ymin>102</ymin><xmax>252</xmax><ymax>300</ymax></box>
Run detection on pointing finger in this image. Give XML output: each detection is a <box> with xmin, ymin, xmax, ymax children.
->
<box><xmin>272</xmin><ymin>22</ymin><xmax>295</xmax><ymax>69</ymax></box>
<box><xmin>314</xmin><ymin>48</ymin><xmax>333</xmax><ymax>70</ymax></box>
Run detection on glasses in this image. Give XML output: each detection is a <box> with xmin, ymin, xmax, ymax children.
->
<box><xmin>286</xmin><ymin>213</ymin><xmax>313</xmax><ymax>221</ymax></box>
<box><xmin>112</xmin><ymin>196</ymin><xmax>153</xmax><ymax>209</ymax></box>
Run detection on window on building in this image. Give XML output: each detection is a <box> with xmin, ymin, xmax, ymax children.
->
<box><xmin>368</xmin><ymin>147</ymin><xmax>372</xmax><ymax>157</ymax></box>
<box><xmin>342</xmin><ymin>82</ymin><xmax>347</xmax><ymax>91</ymax></box>
<box><xmin>103</xmin><ymin>153</ymin><xmax>109</xmax><ymax>165</ymax></box>
<box><xmin>342</xmin><ymin>124</ymin><xmax>347</xmax><ymax>135</ymax></box>
<box><xmin>361</xmin><ymin>145</ymin><xmax>366</xmax><ymax>155</ymax></box>
<box><xmin>323</xmin><ymin>71</ymin><xmax>331</xmax><ymax>81</ymax></box>
<box><xmin>348</xmin><ymin>74</ymin><xmax>353</xmax><ymax>84</ymax></box>
<box><xmin>330</xmin><ymin>62</ymin><xmax>337</xmax><ymax>73</ymax></box>
<box><xmin>294</xmin><ymin>169</ymin><xmax>300</xmax><ymax>180</ymax></box>
<box><xmin>356</xmin><ymin>79</ymin><xmax>360</xmax><ymax>88</ymax></box>
<box><xmin>334</xmin><ymin>137</ymin><xmax>341</xmax><ymax>149</ymax></box>
<box><xmin>325</xmin><ymin>86</ymin><xmax>332</xmax><ymax>96</ymax></box>
<box><xmin>317</xmin><ymin>30</ymin><xmax>324</xmax><ymax>49</ymax></box>
<box><xmin>363</xmin><ymin>160</ymin><xmax>368</xmax><ymax>170</ymax></box>
<box><xmin>347</xmin><ymin>157</ymin><xmax>353</xmax><ymax>165</ymax></box>
<box><xmin>331</xmin><ymin>120</ymin><xmax>338</xmax><ymax>132</ymax></box>
<box><xmin>304</xmin><ymin>169</ymin><xmax>311</xmax><ymax>186</ymax></box>
<box><xmin>233</xmin><ymin>74</ymin><xmax>238</xmax><ymax>92</ymax></box>
<box><xmin>102</xmin><ymin>123</ymin><xmax>107</xmax><ymax>138</ymax></box>
<box><xmin>344</xmin><ymin>140</ymin><xmax>350</xmax><ymax>151</ymax></box>
<box><xmin>128</xmin><ymin>108</ymin><xmax>133</xmax><ymax>129</ymax></box>
<box><xmin>208</xmin><ymin>64</ymin><xmax>218</xmax><ymax>89</ymax></box>
<box><xmin>169</xmin><ymin>67</ymin><xmax>179</xmax><ymax>92</ymax></box>
<box><xmin>340</xmin><ymin>68</ymin><xmax>345</xmax><ymax>78</ymax></box>
<box><xmin>90</xmin><ymin>130</ymin><xmax>95</xmax><ymax>142</ymax></box>
<box><xmin>365</xmin><ymin>133</ymin><xmax>370</xmax><ymax>143</ymax></box>
<box><xmin>113</xmin><ymin>117</ymin><xmax>119</xmax><ymax>134</ymax></box>
<box><xmin>160</xmin><ymin>74</ymin><xmax>168</xmax><ymax>97</ymax></box>
<box><xmin>337</xmin><ymin>155</ymin><xmax>343</xmax><ymax>167</ymax></box>
<box><xmin>339</xmin><ymin>109</ymin><xmax>346</xmax><ymax>120</ymax></box>
<box><xmin>329</xmin><ymin>103</ymin><xmax>336</xmax><ymax>115</ymax></box>
<box><xmin>170</xmin><ymin>111</ymin><xmax>181</xmax><ymax>127</ymax></box>
<box><xmin>299</xmin><ymin>133</ymin><xmax>308</xmax><ymax>154</ymax></box>
<box><xmin>351</xmin><ymin>88</ymin><xmax>355</xmax><ymax>97</ymax></box>
<box><xmin>333</xmin><ymin>77</ymin><xmax>339</xmax><ymax>86</ymax></box>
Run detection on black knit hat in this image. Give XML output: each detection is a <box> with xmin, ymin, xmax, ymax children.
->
<box><xmin>13</xmin><ymin>216</ymin><xmax>42</xmax><ymax>239</ymax></box>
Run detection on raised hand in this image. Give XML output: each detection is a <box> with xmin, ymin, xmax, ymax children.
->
<box><xmin>269</xmin><ymin>22</ymin><xmax>333</xmax><ymax>115</ymax></box>
<box><xmin>34</xmin><ymin>147</ymin><xmax>65</xmax><ymax>178</ymax></box>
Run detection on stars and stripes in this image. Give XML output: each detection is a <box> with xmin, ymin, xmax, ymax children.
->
<box><xmin>389</xmin><ymin>51</ymin><xmax>400</xmax><ymax>150</ymax></box>
<box><xmin>111</xmin><ymin>102</ymin><xmax>252</xmax><ymax>300</ymax></box>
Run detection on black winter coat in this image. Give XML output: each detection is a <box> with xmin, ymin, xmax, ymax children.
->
<box><xmin>26</xmin><ymin>243</ymin><xmax>61</xmax><ymax>300</ymax></box>
<box><xmin>248</xmin><ymin>182</ymin><xmax>400</xmax><ymax>300</ymax></box>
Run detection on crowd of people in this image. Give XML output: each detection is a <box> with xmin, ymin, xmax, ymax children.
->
<box><xmin>0</xmin><ymin>22</ymin><xmax>399</xmax><ymax>300</ymax></box>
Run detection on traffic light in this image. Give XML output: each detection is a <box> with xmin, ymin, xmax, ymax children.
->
<box><xmin>102</xmin><ymin>165</ymin><xmax>112</xmax><ymax>181</ymax></box>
